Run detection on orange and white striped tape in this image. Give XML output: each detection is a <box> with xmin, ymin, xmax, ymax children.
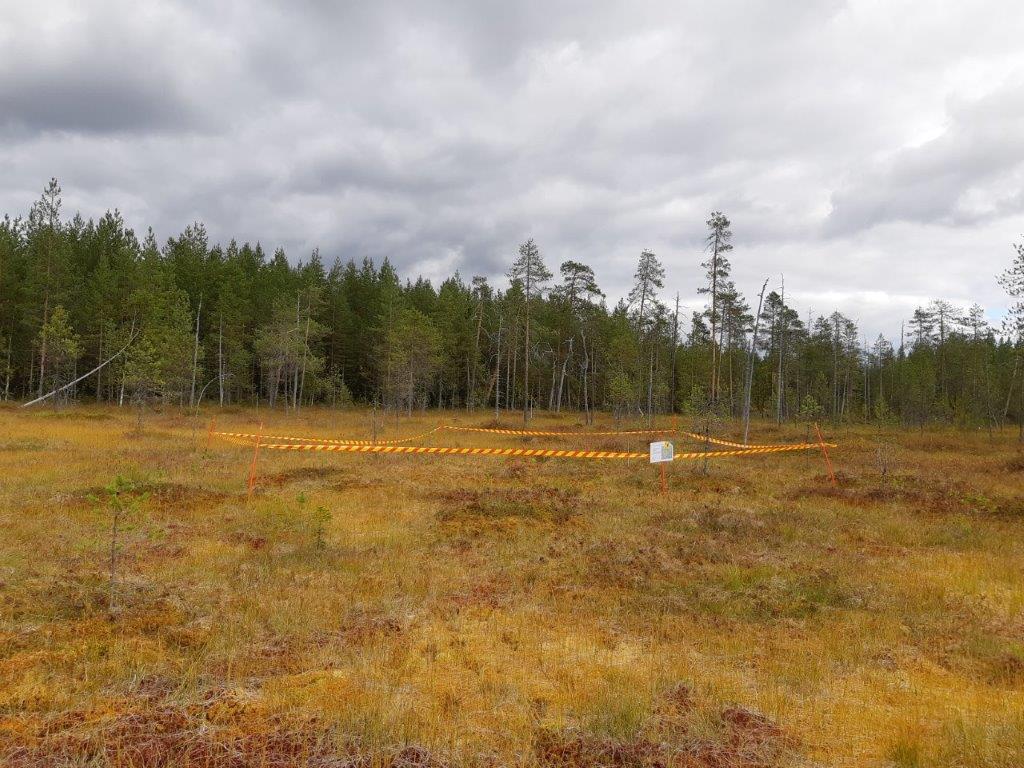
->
<box><xmin>254</xmin><ymin>441</ymin><xmax>829</xmax><ymax>460</ymax></box>
<box><xmin>675</xmin><ymin>430</ymin><xmax>808</xmax><ymax>449</ymax></box>
<box><xmin>212</xmin><ymin>424</ymin><xmax>662</xmax><ymax>445</ymax></box>
<box><xmin>448</xmin><ymin>425</ymin><xmax>817</xmax><ymax>449</ymax></box>
<box><xmin>213</xmin><ymin>425</ymin><xmax>829</xmax><ymax>451</ymax></box>
<box><xmin>438</xmin><ymin>425</ymin><xmax>675</xmax><ymax>437</ymax></box>
<box><xmin>213</xmin><ymin>426</ymin><xmax>442</xmax><ymax>446</ymax></box>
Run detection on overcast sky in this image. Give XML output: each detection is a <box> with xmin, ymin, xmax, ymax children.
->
<box><xmin>3</xmin><ymin>0</ymin><xmax>1024</xmax><ymax>339</ymax></box>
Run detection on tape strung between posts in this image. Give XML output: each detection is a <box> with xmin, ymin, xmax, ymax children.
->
<box><xmin>675</xmin><ymin>430</ymin><xmax>802</xmax><ymax>449</ymax></box>
<box><xmin>213</xmin><ymin>426</ymin><xmax>442</xmax><ymax>446</ymax></box>
<box><xmin>213</xmin><ymin>427</ymin><xmax>835</xmax><ymax>452</ymax></box>
<box><xmin>212</xmin><ymin>425</ymin><xmax>667</xmax><ymax>445</ymax></box>
<box><xmin>441</xmin><ymin>426</ymin><xmax>823</xmax><ymax>449</ymax></box>
<box><xmin>215</xmin><ymin>425</ymin><xmax>788</xmax><ymax>448</ymax></box>
<box><xmin>254</xmin><ymin>441</ymin><xmax>833</xmax><ymax>460</ymax></box>
<box><xmin>438</xmin><ymin>425</ymin><xmax>676</xmax><ymax>437</ymax></box>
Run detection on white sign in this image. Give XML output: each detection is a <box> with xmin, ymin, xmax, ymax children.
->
<box><xmin>649</xmin><ymin>440</ymin><xmax>674</xmax><ymax>464</ymax></box>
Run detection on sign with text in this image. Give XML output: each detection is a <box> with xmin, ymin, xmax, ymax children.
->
<box><xmin>649</xmin><ymin>440</ymin><xmax>674</xmax><ymax>463</ymax></box>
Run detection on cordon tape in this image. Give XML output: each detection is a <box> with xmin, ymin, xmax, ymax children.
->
<box><xmin>212</xmin><ymin>425</ymin><xmax>822</xmax><ymax>451</ymax></box>
<box><xmin>215</xmin><ymin>436</ymin><xmax>833</xmax><ymax>460</ymax></box>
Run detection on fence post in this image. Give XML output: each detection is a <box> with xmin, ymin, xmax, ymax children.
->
<box><xmin>814</xmin><ymin>422</ymin><xmax>837</xmax><ymax>487</ymax></box>
<box><xmin>247</xmin><ymin>421</ymin><xmax>264</xmax><ymax>500</ymax></box>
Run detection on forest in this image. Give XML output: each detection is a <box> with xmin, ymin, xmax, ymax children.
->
<box><xmin>3</xmin><ymin>178</ymin><xmax>1024</xmax><ymax>432</ymax></box>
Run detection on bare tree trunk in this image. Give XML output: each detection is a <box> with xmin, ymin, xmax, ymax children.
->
<box><xmin>777</xmin><ymin>276</ymin><xmax>785</xmax><ymax>424</ymax></box>
<box><xmin>190</xmin><ymin>296</ymin><xmax>202</xmax><ymax>407</ymax></box>
<box><xmin>725</xmin><ymin>321</ymin><xmax>733</xmax><ymax>415</ymax></box>
<box><xmin>494</xmin><ymin>316</ymin><xmax>502</xmax><ymax>421</ymax></box>
<box><xmin>298</xmin><ymin>312</ymin><xmax>311</xmax><ymax>412</ymax></box>
<box><xmin>3</xmin><ymin>333</ymin><xmax>11</xmax><ymax>401</ymax></box>
<box><xmin>291</xmin><ymin>294</ymin><xmax>301</xmax><ymax>410</ymax></box>
<box><xmin>557</xmin><ymin>337</ymin><xmax>572</xmax><ymax>413</ymax></box>
<box><xmin>471</xmin><ymin>298</ymin><xmax>483</xmax><ymax>411</ymax></box>
<box><xmin>38</xmin><ymin>290</ymin><xmax>50</xmax><ymax>398</ymax></box>
<box><xmin>548</xmin><ymin>338</ymin><xmax>558</xmax><ymax>411</ymax></box>
<box><xmin>710</xmin><ymin>236</ymin><xmax>719</xmax><ymax>404</ymax></box>
<box><xmin>590</xmin><ymin>338</ymin><xmax>598</xmax><ymax>425</ymax></box>
<box><xmin>118</xmin><ymin>316</ymin><xmax>136</xmax><ymax>407</ymax></box>
<box><xmin>218</xmin><ymin>316</ymin><xmax>225</xmax><ymax>406</ymax></box>
<box><xmin>647</xmin><ymin>343</ymin><xmax>655</xmax><ymax>426</ymax></box>
<box><xmin>581</xmin><ymin>356</ymin><xmax>589</xmax><ymax>422</ymax></box>
<box><xmin>510</xmin><ymin>341</ymin><xmax>517</xmax><ymax>412</ymax></box>
<box><xmin>1004</xmin><ymin>350</ymin><xmax>1020</xmax><ymax>421</ymax></box>
<box><xmin>523</xmin><ymin>303</ymin><xmax>530</xmax><ymax>424</ymax></box>
<box><xmin>863</xmin><ymin>338</ymin><xmax>870</xmax><ymax>420</ymax></box>
<box><xmin>670</xmin><ymin>293</ymin><xmax>679</xmax><ymax>413</ymax></box>
<box><xmin>743</xmin><ymin>279</ymin><xmax>769</xmax><ymax>444</ymax></box>
<box><xmin>96</xmin><ymin>324</ymin><xmax>104</xmax><ymax>402</ymax></box>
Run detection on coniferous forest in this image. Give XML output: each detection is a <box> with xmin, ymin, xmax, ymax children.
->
<box><xmin>4</xmin><ymin>178</ymin><xmax>1024</xmax><ymax>432</ymax></box>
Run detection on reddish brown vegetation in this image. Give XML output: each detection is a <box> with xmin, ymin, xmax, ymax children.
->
<box><xmin>535</xmin><ymin>703</ymin><xmax>787</xmax><ymax>768</ymax></box>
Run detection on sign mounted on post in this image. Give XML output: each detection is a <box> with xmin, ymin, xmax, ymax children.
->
<box><xmin>649</xmin><ymin>440</ymin><xmax>674</xmax><ymax>463</ymax></box>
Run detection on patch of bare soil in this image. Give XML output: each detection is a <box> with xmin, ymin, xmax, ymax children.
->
<box><xmin>433</xmin><ymin>487</ymin><xmax>584</xmax><ymax>525</ymax></box>
<box><xmin>260</xmin><ymin>466</ymin><xmax>346</xmax><ymax>487</ymax></box>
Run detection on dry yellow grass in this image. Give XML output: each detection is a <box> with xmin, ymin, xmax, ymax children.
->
<box><xmin>0</xmin><ymin>404</ymin><xmax>1022</xmax><ymax>767</ymax></box>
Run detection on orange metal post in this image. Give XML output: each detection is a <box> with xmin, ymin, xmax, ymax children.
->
<box><xmin>814</xmin><ymin>422</ymin><xmax>837</xmax><ymax>487</ymax></box>
<box><xmin>247</xmin><ymin>421</ymin><xmax>264</xmax><ymax>499</ymax></box>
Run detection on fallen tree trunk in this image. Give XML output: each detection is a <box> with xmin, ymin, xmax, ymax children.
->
<box><xmin>21</xmin><ymin>333</ymin><xmax>137</xmax><ymax>409</ymax></box>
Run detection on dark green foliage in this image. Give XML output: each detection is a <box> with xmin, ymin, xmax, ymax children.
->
<box><xmin>2</xmin><ymin>180</ymin><xmax>1023</xmax><ymax>431</ymax></box>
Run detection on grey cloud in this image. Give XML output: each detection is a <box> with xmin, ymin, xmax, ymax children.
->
<box><xmin>3</xmin><ymin>0</ymin><xmax>1024</xmax><ymax>340</ymax></box>
<box><xmin>0</xmin><ymin>72</ymin><xmax>199</xmax><ymax>134</ymax></box>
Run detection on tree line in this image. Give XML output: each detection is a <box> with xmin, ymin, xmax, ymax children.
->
<box><xmin>3</xmin><ymin>179</ymin><xmax>1024</xmax><ymax>433</ymax></box>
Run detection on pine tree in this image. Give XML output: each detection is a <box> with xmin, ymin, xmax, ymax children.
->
<box><xmin>627</xmin><ymin>250</ymin><xmax>665</xmax><ymax>420</ymax></box>
<box><xmin>700</xmin><ymin>212</ymin><xmax>733</xmax><ymax>405</ymax></box>
<box><xmin>26</xmin><ymin>179</ymin><xmax>66</xmax><ymax>397</ymax></box>
<box><xmin>506</xmin><ymin>239</ymin><xmax>551</xmax><ymax>423</ymax></box>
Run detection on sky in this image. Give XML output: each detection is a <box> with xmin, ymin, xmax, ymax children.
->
<box><xmin>3</xmin><ymin>0</ymin><xmax>1024</xmax><ymax>340</ymax></box>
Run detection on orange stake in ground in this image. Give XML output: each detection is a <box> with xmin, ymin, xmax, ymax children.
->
<box><xmin>814</xmin><ymin>422</ymin><xmax>837</xmax><ymax>487</ymax></box>
<box><xmin>247</xmin><ymin>422</ymin><xmax>264</xmax><ymax>499</ymax></box>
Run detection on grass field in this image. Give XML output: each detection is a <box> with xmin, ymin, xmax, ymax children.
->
<box><xmin>0</xmin><ymin>404</ymin><xmax>1022</xmax><ymax>767</ymax></box>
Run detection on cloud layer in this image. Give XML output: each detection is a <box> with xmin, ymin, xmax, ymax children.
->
<box><xmin>3</xmin><ymin>0</ymin><xmax>1024</xmax><ymax>337</ymax></box>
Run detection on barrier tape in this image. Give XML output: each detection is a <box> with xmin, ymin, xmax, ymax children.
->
<box><xmin>254</xmin><ymin>441</ymin><xmax>830</xmax><ymax>460</ymax></box>
<box><xmin>212</xmin><ymin>425</ymin><xmax>662</xmax><ymax>445</ymax></box>
<box><xmin>213</xmin><ymin>427</ymin><xmax>442</xmax><ymax>446</ymax></box>
<box><xmin>676</xmin><ymin>430</ymin><xmax>801</xmax><ymax>449</ymax></box>
<box><xmin>438</xmin><ymin>425</ymin><xmax>675</xmax><ymax>437</ymax></box>
<box><xmin>454</xmin><ymin>425</ymin><xmax>808</xmax><ymax>450</ymax></box>
<box><xmin>214</xmin><ymin>423</ymin><xmax>815</xmax><ymax>454</ymax></box>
